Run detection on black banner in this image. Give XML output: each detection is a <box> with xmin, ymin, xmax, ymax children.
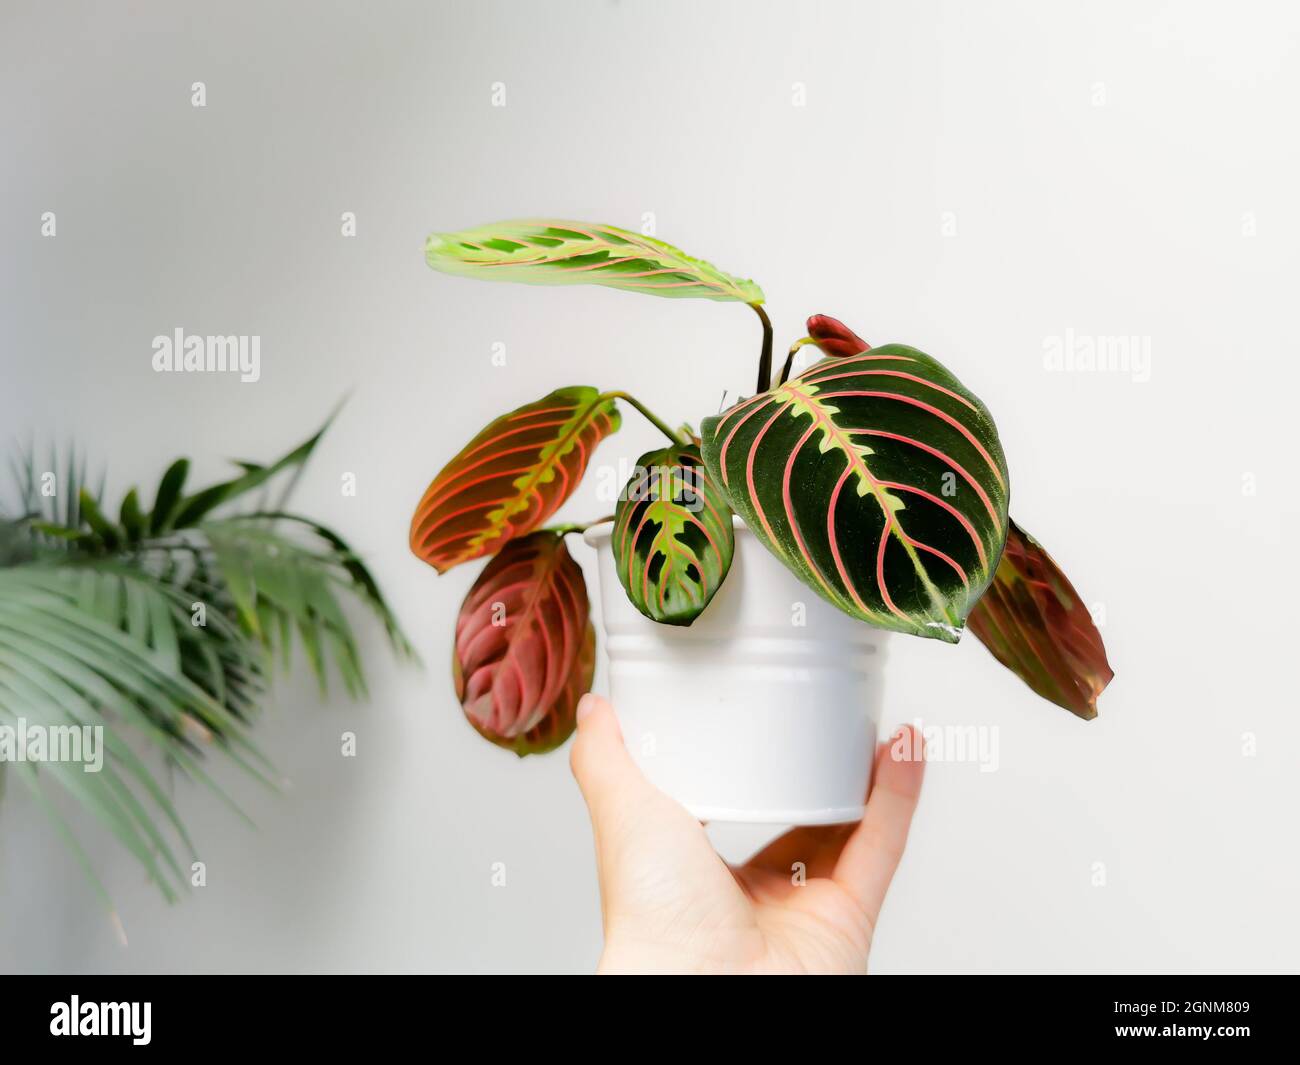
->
<box><xmin>4</xmin><ymin>976</ymin><xmax>1293</xmax><ymax>1051</ymax></box>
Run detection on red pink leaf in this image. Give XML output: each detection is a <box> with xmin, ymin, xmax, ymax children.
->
<box><xmin>452</xmin><ymin>531</ymin><xmax>592</xmax><ymax>753</ymax></box>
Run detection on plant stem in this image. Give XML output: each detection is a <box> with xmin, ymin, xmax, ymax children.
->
<box><xmin>778</xmin><ymin>337</ymin><xmax>815</xmax><ymax>386</ymax></box>
<box><xmin>601</xmin><ymin>391</ymin><xmax>685</xmax><ymax>446</ymax></box>
<box><xmin>751</xmin><ymin>303</ymin><xmax>774</xmax><ymax>393</ymax></box>
<box><xmin>550</xmin><ymin>515</ymin><xmax>615</xmax><ymax>536</ymax></box>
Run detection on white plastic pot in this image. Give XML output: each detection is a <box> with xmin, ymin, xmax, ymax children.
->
<box><xmin>583</xmin><ymin>517</ymin><xmax>889</xmax><ymax>825</ymax></box>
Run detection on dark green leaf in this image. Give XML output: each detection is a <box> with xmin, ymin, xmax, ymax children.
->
<box><xmin>78</xmin><ymin>489</ymin><xmax>122</xmax><ymax>550</ymax></box>
<box><xmin>149</xmin><ymin>459</ymin><xmax>189</xmax><ymax>534</ymax></box>
<box><xmin>119</xmin><ymin>488</ymin><xmax>146</xmax><ymax>542</ymax></box>
<box><xmin>702</xmin><ymin>338</ymin><xmax>1010</xmax><ymax>642</ymax></box>
<box><xmin>611</xmin><ymin>444</ymin><xmax>734</xmax><ymax>625</ymax></box>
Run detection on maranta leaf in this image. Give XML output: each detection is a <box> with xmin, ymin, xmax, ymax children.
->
<box><xmin>612</xmin><ymin>444</ymin><xmax>735</xmax><ymax>626</ymax></box>
<box><xmin>968</xmin><ymin>520</ymin><xmax>1113</xmax><ymax>719</ymax></box>
<box><xmin>453</xmin><ymin>531</ymin><xmax>592</xmax><ymax>753</ymax></box>
<box><xmin>410</xmin><ymin>386</ymin><xmax>619</xmax><ymax>573</ymax></box>
<box><xmin>426</xmin><ymin>219</ymin><xmax>764</xmax><ymax>303</ymax></box>
<box><xmin>701</xmin><ymin>330</ymin><xmax>1010</xmax><ymax>642</ymax></box>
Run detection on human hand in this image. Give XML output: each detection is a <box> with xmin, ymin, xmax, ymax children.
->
<box><xmin>570</xmin><ymin>694</ymin><xmax>926</xmax><ymax>974</ymax></box>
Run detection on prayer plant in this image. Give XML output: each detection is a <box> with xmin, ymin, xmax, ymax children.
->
<box><xmin>0</xmin><ymin>415</ymin><xmax>411</xmax><ymax>926</ymax></box>
<box><xmin>412</xmin><ymin>220</ymin><xmax>1113</xmax><ymax>756</ymax></box>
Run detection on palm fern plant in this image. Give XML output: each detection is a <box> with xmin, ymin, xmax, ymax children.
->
<box><xmin>0</xmin><ymin>414</ymin><xmax>411</xmax><ymax>932</ymax></box>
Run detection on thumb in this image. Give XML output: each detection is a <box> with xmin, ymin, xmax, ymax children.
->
<box><xmin>569</xmin><ymin>693</ymin><xmax>655</xmax><ymax>837</ymax></box>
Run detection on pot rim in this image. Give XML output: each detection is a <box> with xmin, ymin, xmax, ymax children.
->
<box><xmin>582</xmin><ymin>513</ymin><xmax>746</xmax><ymax>548</ymax></box>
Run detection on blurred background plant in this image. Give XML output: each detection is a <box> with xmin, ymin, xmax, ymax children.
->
<box><xmin>0</xmin><ymin>412</ymin><xmax>413</xmax><ymax>934</ymax></box>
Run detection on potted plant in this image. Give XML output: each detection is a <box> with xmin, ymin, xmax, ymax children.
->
<box><xmin>0</xmin><ymin>415</ymin><xmax>411</xmax><ymax>927</ymax></box>
<box><xmin>410</xmin><ymin>219</ymin><xmax>1113</xmax><ymax>823</ymax></box>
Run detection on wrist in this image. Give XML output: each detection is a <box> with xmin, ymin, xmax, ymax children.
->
<box><xmin>597</xmin><ymin>934</ymin><xmax>704</xmax><ymax>975</ymax></box>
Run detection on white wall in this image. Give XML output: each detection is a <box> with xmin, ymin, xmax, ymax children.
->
<box><xmin>2</xmin><ymin>0</ymin><xmax>1297</xmax><ymax>973</ymax></box>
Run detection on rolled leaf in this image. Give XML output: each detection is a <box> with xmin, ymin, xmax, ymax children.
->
<box><xmin>410</xmin><ymin>386</ymin><xmax>620</xmax><ymax>573</ymax></box>
<box><xmin>426</xmin><ymin>219</ymin><xmax>764</xmax><ymax>303</ymax></box>
<box><xmin>701</xmin><ymin>334</ymin><xmax>1010</xmax><ymax>642</ymax></box>
<box><xmin>780</xmin><ymin>315</ymin><xmax>873</xmax><ymax>386</ymax></box>
<box><xmin>452</xmin><ymin>531</ymin><xmax>591</xmax><ymax>752</ymax></box>
<box><xmin>967</xmin><ymin>520</ymin><xmax>1113</xmax><ymax>720</ymax></box>
<box><xmin>806</xmin><ymin>314</ymin><xmax>871</xmax><ymax>358</ymax></box>
<box><xmin>612</xmin><ymin>444</ymin><xmax>735</xmax><ymax>626</ymax></box>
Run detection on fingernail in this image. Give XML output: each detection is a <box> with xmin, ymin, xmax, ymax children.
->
<box><xmin>576</xmin><ymin>693</ymin><xmax>597</xmax><ymax>723</ymax></box>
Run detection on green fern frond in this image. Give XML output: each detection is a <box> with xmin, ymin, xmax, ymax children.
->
<box><xmin>0</xmin><ymin>409</ymin><xmax>413</xmax><ymax>922</ymax></box>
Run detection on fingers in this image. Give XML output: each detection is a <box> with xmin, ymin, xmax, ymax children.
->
<box><xmin>746</xmin><ymin>823</ymin><xmax>855</xmax><ymax>881</ymax></box>
<box><xmin>832</xmin><ymin>725</ymin><xmax>926</xmax><ymax>927</ymax></box>
<box><xmin>569</xmin><ymin>693</ymin><xmax>656</xmax><ymax>842</ymax></box>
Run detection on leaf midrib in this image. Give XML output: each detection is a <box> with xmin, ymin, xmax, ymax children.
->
<box><xmin>781</xmin><ymin>382</ymin><xmax>951</xmax><ymax>617</ymax></box>
<box><xmin>469</xmin><ymin>398</ymin><xmax>611</xmax><ymax>553</ymax></box>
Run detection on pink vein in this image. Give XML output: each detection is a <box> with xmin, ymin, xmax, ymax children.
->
<box><xmin>853</xmin><ymin>430</ymin><xmax>1002</xmax><ymax>533</ymax></box>
<box><xmin>744</xmin><ymin>405</ymin><xmax>789</xmax><ymax>546</ymax></box>
<box><xmin>817</xmin><ymin>389</ymin><xmax>1006</xmax><ymax>490</ymax></box>
<box><xmin>879</xmin><ymin>481</ymin><xmax>987</xmax><ymax>570</ymax></box>
<box><xmin>802</xmin><ymin>369</ymin><xmax>979</xmax><ymax>412</ymax></box>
